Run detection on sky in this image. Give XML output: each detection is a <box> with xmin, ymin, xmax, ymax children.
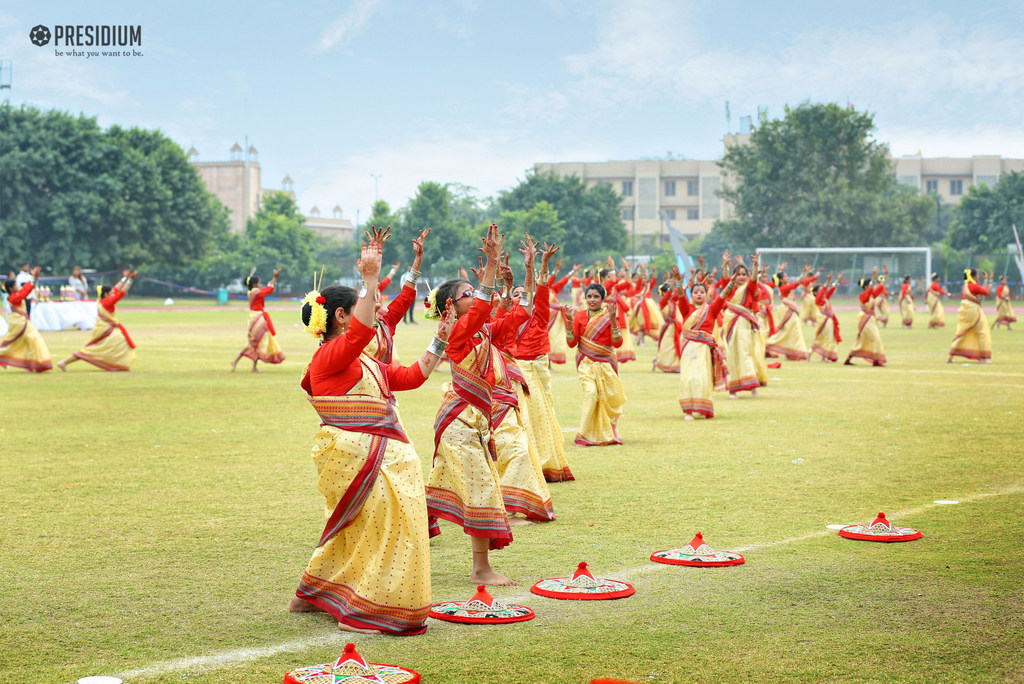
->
<box><xmin>3</xmin><ymin>0</ymin><xmax>1024</xmax><ymax>225</ymax></box>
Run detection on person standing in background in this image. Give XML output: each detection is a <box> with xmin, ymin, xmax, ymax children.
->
<box><xmin>69</xmin><ymin>266</ymin><xmax>89</xmax><ymax>301</ymax></box>
<box><xmin>15</xmin><ymin>264</ymin><xmax>34</xmax><ymax>318</ymax></box>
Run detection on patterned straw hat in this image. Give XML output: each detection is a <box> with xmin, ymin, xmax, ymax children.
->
<box><xmin>429</xmin><ymin>584</ymin><xmax>535</xmax><ymax>624</ymax></box>
<box><xmin>651</xmin><ymin>532</ymin><xmax>745</xmax><ymax>567</ymax></box>
<box><xmin>530</xmin><ymin>562</ymin><xmax>635</xmax><ymax>600</ymax></box>
<box><xmin>283</xmin><ymin>643</ymin><xmax>421</xmax><ymax>684</ymax></box>
<box><xmin>838</xmin><ymin>512</ymin><xmax>922</xmax><ymax>542</ymax></box>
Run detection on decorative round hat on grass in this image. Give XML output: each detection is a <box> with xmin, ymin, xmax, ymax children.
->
<box><xmin>283</xmin><ymin>643</ymin><xmax>420</xmax><ymax>684</ymax></box>
<box><xmin>429</xmin><ymin>585</ymin><xmax>535</xmax><ymax>624</ymax></box>
<box><xmin>530</xmin><ymin>562</ymin><xmax>635</xmax><ymax>600</ymax></box>
<box><xmin>651</xmin><ymin>532</ymin><xmax>745</xmax><ymax>567</ymax></box>
<box><xmin>838</xmin><ymin>512</ymin><xmax>922</xmax><ymax>542</ymax></box>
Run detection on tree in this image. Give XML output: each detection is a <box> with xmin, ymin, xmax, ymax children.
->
<box><xmin>714</xmin><ymin>102</ymin><xmax>936</xmax><ymax>252</ymax></box>
<box><xmin>497</xmin><ymin>201</ymin><xmax>565</xmax><ymax>282</ymax></box>
<box><xmin>243</xmin><ymin>191</ymin><xmax>316</xmax><ymax>293</ymax></box>
<box><xmin>947</xmin><ymin>172</ymin><xmax>1024</xmax><ymax>253</ymax></box>
<box><xmin>497</xmin><ymin>171</ymin><xmax>625</xmax><ymax>263</ymax></box>
<box><xmin>0</xmin><ymin>103</ymin><xmax>228</xmax><ymax>271</ymax></box>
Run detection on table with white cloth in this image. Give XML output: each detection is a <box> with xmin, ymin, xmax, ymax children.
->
<box><xmin>0</xmin><ymin>314</ymin><xmax>7</xmax><ymax>336</ymax></box>
<box><xmin>30</xmin><ymin>301</ymin><xmax>97</xmax><ymax>331</ymax></box>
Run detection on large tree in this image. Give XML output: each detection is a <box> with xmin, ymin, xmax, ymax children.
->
<box><xmin>497</xmin><ymin>171</ymin><xmax>625</xmax><ymax>262</ymax></box>
<box><xmin>715</xmin><ymin>102</ymin><xmax>935</xmax><ymax>252</ymax></box>
<box><xmin>947</xmin><ymin>171</ymin><xmax>1024</xmax><ymax>253</ymax></box>
<box><xmin>0</xmin><ymin>103</ymin><xmax>228</xmax><ymax>271</ymax></box>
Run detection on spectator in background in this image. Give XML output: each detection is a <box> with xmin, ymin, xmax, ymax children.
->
<box><xmin>15</xmin><ymin>264</ymin><xmax>34</xmax><ymax>317</ymax></box>
<box><xmin>69</xmin><ymin>266</ymin><xmax>89</xmax><ymax>301</ymax></box>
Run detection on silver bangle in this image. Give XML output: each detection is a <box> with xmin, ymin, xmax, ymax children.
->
<box><xmin>427</xmin><ymin>336</ymin><xmax>449</xmax><ymax>357</ymax></box>
<box><xmin>358</xmin><ymin>284</ymin><xmax>368</xmax><ymax>298</ymax></box>
<box><xmin>477</xmin><ymin>284</ymin><xmax>494</xmax><ymax>299</ymax></box>
<box><xmin>519</xmin><ymin>293</ymin><xmax>531</xmax><ymax>306</ymax></box>
<box><xmin>495</xmin><ymin>278</ymin><xmax>505</xmax><ymax>289</ymax></box>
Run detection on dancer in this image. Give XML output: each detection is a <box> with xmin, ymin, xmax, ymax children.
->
<box><xmin>927</xmin><ymin>274</ymin><xmax>948</xmax><ymax>329</ymax></box>
<box><xmin>510</xmin><ymin>244</ymin><xmax>574</xmax><ymax>482</ymax></box>
<box><xmin>677</xmin><ymin>270</ymin><xmax>741</xmax><ymax>419</ymax></box>
<box><xmin>546</xmin><ymin>262</ymin><xmax>574</xmax><ymax>365</ymax></box>
<box><xmin>0</xmin><ymin>266</ymin><xmax>52</xmax><ymax>372</ymax></box>
<box><xmin>232</xmin><ymin>267</ymin><xmax>285</xmax><ymax>371</ymax></box>
<box><xmin>563</xmin><ymin>283</ymin><xmax>626</xmax><ymax>446</ymax></box>
<box><xmin>654</xmin><ymin>279</ymin><xmax>682</xmax><ymax>373</ymax></box>
<box><xmin>289</xmin><ymin>238</ymin><xmax>453</xmax><ymax>635</ymax></box>
<box><xmin>995</xmin><ymin>276</ymin><xmax>1016</xmax><ymax>330</ymax></box>
<box><xmin>947</xmin><ymin>269</ymin><xmax>993</xmax><ymax>363</ymax></box>
<box><xmin>720</xmin><ymin>252</ymin><xmax>762</xmax><ymax>398</ymax></box>
<box><xmin>875</xmin><ymin>273</ymin><xmax>891</xmax><ymax>327</ymax></box>
<box><xmin>753</xmin><ymin>265</ymin><xmax>776</xmax><ymax>382</ymax></box>
<box><xmin>765</xmin><ymin>265</ymin><xmax>818</xmax><ymax>361</ymax></box>
<box><xmin>810</xmin><ymin>272</ymin><xmax>842</xmax><ymax>362</ymax></box>
<box><xmin>425</xmin><ymin>224</ymin><xmax>519</xmax><ymax>586</ymax></box>
<box><xmin>844</xmin><ymin>267</ymin><xmax>887</xmax><ymax>366</ymax></box>
<box><xmin>899</xmin><ymin>275</ymin><xmax>915</xmax><ymax>328</ymax></box>
<box><xmin>800</xmin><ymin>278</ymin><xmax>818</xmax><ymax>325</ymax></box>
<box><xmin>58</xmin><ymin>270</ymin><xmax>138</xmax><ymax>372</ymax></box>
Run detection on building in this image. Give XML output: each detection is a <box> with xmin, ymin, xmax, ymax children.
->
<box><xmin>536</xmin><ymin>134</ymin><xmax>1024</xmax><ymax>242</ymax></box>
<box><xmin>188</xmin><ymin>144</ymin><xmax>354</xmax><ymax>241</ymax></box>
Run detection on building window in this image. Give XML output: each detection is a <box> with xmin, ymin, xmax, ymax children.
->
<box><xmin>950</xmin><ymin>179</ymin><xmax>963</xmax><ymax>196</ymax></box>
<box><xmin>687</xmin><ymin>180</ymin><xmax>699</xmax><ymax>196</ymax></box>
<box><xmin>687</xmin><ymin>209</ymin><xmax>699</xmax><ymax>220</ymax></box>
<box><xmin>925</xmin><ymin>179</ymin><xmax>938</xmax><ymax>193</ymax></box>
<box><xmin>622</xmin><ymin>180</ymin><xmax>633</xmax><ymax>196</ymax></box>
<box><xmin>664</xmin><ymin>180</ymin><xmax>676</xmax><ymax>196</ymax></box>
<box><xmin>622</xmin><ymin>208</ymin><xmax>634</xmax><ymax>221</ymax></box>
<box><xmin>663</xmin><ymin>209</ymin><xmax>676</xmax><ymax>220</ymax></box>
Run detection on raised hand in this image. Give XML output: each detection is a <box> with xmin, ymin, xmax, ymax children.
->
<box><xmin>540</xmin><ymin>242</ymin><xmax>560</xmax><ymax>271</ymax></box>
<box><xmin>31</xmin><ymin>266</ymin><xmax>42</xmax><ymax>279</ymax></box>
<box><xmin>366</xmin><ymin>225</ymin><xmax>391</xmax><ymax>246</ymax></box>
<box><xmin>469</xmin><ymin>256</ymin><xmax>484</xmax><ymax>283</ymax></box>
<box><xmin>130</xmin><ymin>270</ymin><xmax>140</xmax><ymax>279</ymax></box>
<box><xmin>562</xmin><ymin>304</ymin><xmax>575</xmax><ymax>320</ymax></box>
<box><xmin>520</xmin><ymin>234</ymin><xmax>536</xmax><ymax>270</ymax></box>
<box><xmin>459</xmin><ymin>266</ymin><xmax>470</xmax><ymax>281</ymax></box>
<box><xmin>605</xmin><ymin>301</ymin><xmax>617</xmax><ymax>318</ymax></box>
<box><xmin>479</xmin><ymin>223</ymin><xmax>504</xmax><ymax>263</ymax></box>
<box><xmin>499</xmin><ymin>253</ymin><xmax>514</xmax><ymax>287</ymax></box>
<box><xmin>357</xmin><ymin>240</ymin><xmax>383</xmax><ymax>280</ymax></box>
<box><xmin>554</xmin><ymin>258</ymin><xmax>564</xmax><ymax>273</ymax></box>
<box><xmin>437</xmin><ymin>298</ymin><xmax>456</xmax><ymax>342</ymax></box>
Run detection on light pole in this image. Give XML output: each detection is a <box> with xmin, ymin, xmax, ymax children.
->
<box><xmin>1</xmin><ymin>59</ymin><xmax>11</xmax><ymax>226</ymax></box>
<box><xmin>370</xmin><ymin>173</ymin><xmax>382</xmax><ymax>204</ymax></box>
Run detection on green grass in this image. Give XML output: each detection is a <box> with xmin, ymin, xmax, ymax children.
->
<box><xmin>1</xmin><ymin>306</ymin><xmax>1022</xmax><ymax>682</ymax></box>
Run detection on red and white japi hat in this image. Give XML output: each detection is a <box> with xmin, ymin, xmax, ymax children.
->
<box><xmin>530</xmin><ymin>562</ymin><xmax>635</xmax><ymax>600</ymax></box>
<box><xmin>429</xmin><ymin>584</ymin><xmax>535</xmax><ymax>624</ymax></box>
<box><xmin>650</xmin><ymin>532</ymin><xmax>745</xmax><ymax>567</ymax></box>
<box><xmin>283</xmin><ymin>642</ymin><xmax>420</xmax><ymax>684</ymax></box>
<box><xmin>838</xmin><ymin>512</ymin><xmax>922</xmax><ymax>542</ymax></box>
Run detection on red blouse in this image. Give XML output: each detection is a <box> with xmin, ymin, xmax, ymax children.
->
<box><xmin>7</xmin><ymin>282</ymin><xmax>34</xmax><ymax>307</ymax></box>
<box><xmin>929</xmin><ymin>282</ymin><xmax>948</xmax><ymax>295</ymax></box>
<box><xmin>567</xmin><ymin>309</ymin><xmax>623</xmax><ymax>348</ymax></box>
<box><xmin>302</xmin><ymin>317</ymin><xmax>425</xmax><ymax>396</ymax></box>
<box><xmin>379</xmin><ymin>282</ymin><xmax>418</xmax><ymax>333</ymax></box>
<box><xmin>965</xmin><ymin>283</ymin><xmax>989</xmax><ymax>297</ymax></box>
<box><xmin>779</xmin><ymin>275</ymin><xmax>817</xmax><ymax>299</ymax></box>
<box><xmin>815</xmin><ymin>285</ymin><xmax>837</xmax><ymax>307</ymax></box>
<box><xmin>512</xmin><ymin>285</ymin><xmax>551</xmax><ymax>359</ymax></box>
<box><xmin>100</xmin><ymin>288</ymin><xmax>126</xmax><ymax>313</ymax></box>
<box><xmin>676</xmin><ymin>291</ymin><xmax>727</xmax><ymax>333</ymax></box>
<box><xmin>249</xmin><ymin>285</ymin><xmax>273</xmax><ymax>311</ymax></box>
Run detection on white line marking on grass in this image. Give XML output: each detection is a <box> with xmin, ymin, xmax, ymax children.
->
<box><xmin>113</xmin><ymin>484</ymin><xmax>1024</xmax><ymax>680</ymax></box>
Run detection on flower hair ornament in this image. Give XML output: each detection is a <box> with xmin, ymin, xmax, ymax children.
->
<box><xmin>301</xmin><ymin>266</ymin><xmax>329</xmax><ymax>338</ymax></box>
<box><xmin>964</xmin><ymin>268</ymin><xmax>976</xmax><ymax>284</ymax></box>
<box><xmin>424</xmin><ymin>286</ymin><xmax>442</xmax><ymax>320</ymax></box>
<box><xmin>245</xmin><ymin>266</ymin><xmax>258</xmax><ymax>290</ymax></box>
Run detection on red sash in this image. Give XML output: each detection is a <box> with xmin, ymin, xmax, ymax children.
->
<box><xmin>98</xmin><ymin>309</ymin><xmax>136</xmax><ymax>349</ymax></box>
<box><xmin>816</xmin><ymin>309</ymin><xmax>842</xmax><ymax>343</ymax></box>
<box><xmin>576</xmin><ymin>312</ymin><xmax>617</xmax><ymax>371</ymax></box>
<box><xmin>433</xmin><ymin>325</ymin><xmax>495</xmax><ymax>455</ymax></box>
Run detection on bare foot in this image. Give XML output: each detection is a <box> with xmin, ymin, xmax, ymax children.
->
<box><xmin>230</xmin><ymin>358</ymin><xmax>238</xmax><ymax>371</ymax></box>
<box><xmin>508</xmin><ymin>517</ymin><xmax>536</xmax><ymax>527</ymax></box>
<box><xmin>684</xmin><ymin>413</ymin><xmax>694</xmax><ymax>421</ymax></box>
<box><xmin>251</xmin><ymin>366</ymin><xmax>262</xmax><ymax>373</ymax></box>
<box><xmin>471</xmin><ymin>569</ymin><xmax>517</xmax><ymax>586</ymax></box>
<box><xmin>288</xmin><ymin>597</ymin><xmax>325</xmax><ymax>613</ymax></box>
<box><xmin>729</xmin><ymin>393</ymin><xmax>739</xmax><ymax>400</ymax></box>
<box><xmin>750</xmin><ymin>388</ymin><xmax>758</xmax><ymax>397</ymax></box>
<box><xmin>338</xmin><ymin>621</ymin><xmax>383</xmax><ymax>635</ymax></box>
<box><xmin>946</xmin><ymin>356</ymin><xmax>953</xmax><ymax>364</ymax></box>
<box><xmin>57</xmin><ymin>361</ymin><xmax>67</xmax><ymax>372</ymax></box>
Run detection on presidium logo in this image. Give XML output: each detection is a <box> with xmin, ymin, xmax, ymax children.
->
<box><xmin>29</xmin><ymin>23</ymin><xmax>143</xmax><ymax>57</ymax></box>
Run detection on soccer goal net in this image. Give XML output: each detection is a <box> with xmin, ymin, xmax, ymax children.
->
<box><xmin>755</xmin><ymin>247</ymin><xmax>932</xmax><ymax>296</ymax></box>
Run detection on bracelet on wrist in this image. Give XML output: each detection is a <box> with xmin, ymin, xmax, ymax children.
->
<box><xmin>477</xmin><ymin>284</ymin><xmax>494</xmax><ymax>299</ymax></box>
<box><xmin>519</xmin><ymin>293</ymin><xmax>531</xmax><ymax>306</ymax></box>
<box><xmin>427</xmin><ymin>336</ymin><xmax>449</xmax><ymax>357</ymax></box>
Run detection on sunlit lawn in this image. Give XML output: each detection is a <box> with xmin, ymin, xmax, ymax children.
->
<box><xmin>1</xmin><ymin>300</ymin><xmax>1022</xmax><ymax>682</ymax></box>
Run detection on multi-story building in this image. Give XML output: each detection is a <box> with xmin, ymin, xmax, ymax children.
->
<box><xmin>536</xmin><ymin>134</ymin><xmax>1023</xmax><ymax>242</ymax></box>
<box><xmin>188</xmin><ymin>144</ymin><xmax>354</xmax><ymax>241</ymax></box>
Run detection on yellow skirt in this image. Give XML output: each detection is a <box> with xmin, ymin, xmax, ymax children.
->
<box><xmin>0</xmin><ymin>312</ymin><xmax>52</xmax><ymax>372</ymax></box>
<box><xmin>876</xmin><ymin>298</ymin><xmax>890</xmax><ymax>325</ymax></box>
<box><xmin>678</xmin><ymin>340</ymin><xmax>715</xmax><ymax>417</ymax></box>
<box><xmin>296</xmin><ymin>426</ymin><xmax>430</xmax><ymax>635</ymax></box>
<box><xmin>949</xmin><ymin>301</ymin><xmax>992</xmax><ymax>361</ymax></box>
<box><xmin>517</xmin><ymin>358</ymin><xmax>573</xmax><ymax>481</ymax></box>
<box><xmin>241</xmin><ymin>311</ymin><xmax>285</xmax><ymax>364</ymax></box>
<box><xmin>654</xmin><ymin>319</ymin><xmax>680</xmax><ymax>373</ymax></box>
<box><xmin>73</xmin><ymin>321</ymin><xmax>135</xmax><ymax>371</ymax></box>
<box><xmin>493</xmin><ymin>403</ymin><xmax>555</xmax><ymax>520</ymax></box>
<box><xmin>900</xmin><ymin>297</ymin><xmax>915</xmax><ymax>327</ymax></box>
<box><xmin>575</xmin><ymin>357</ymin><xmax>625</xmax><ymax>446</ymax></box>
<box><xmin>615</xmin><ymin>327</ymin><xmax>636</xmax><ymax>363</ymax></box>
<box><xmin>927</xmin><ymin>292</ymin><xmax>946</xmax><ymax>328</ymax></box>
<box><xmin>724</xmin><ymin>315</ymin><xmax>759</xmax><ymax>393</ymax></box>
<box><xmin>996</xmin><ymin>298</ymin><xmax>1017</xmax><ymax>324</ymax></box>
<box><xmin>426</xmin><ymin>400</ymin><xmax>513</xmax><ymax>546</ymax></box>
<box><xmin>800</xmin><ymin>291</ymin><xmax>818</xmax><ymax>323</ymax></box>
<box><xmin>548</xmin><ymin>314</ymin><xmax>568</xmax><ymax>364</ymax></box>
<box><xmin>847</xmin><ymin>312</ymin><xmax>886</xmax><ymax>365</ymax></box>
<box><xmin>753</xmin><ymin>312</ymin><xmax>769</xmax><ymax>384</ymax></box>
<box><xmin>766</xmin><ymin>307</ymin><xmax>809</xmax><ymax>360</ymax></box>
<box><xmin>633</xmin><ymin>298</ymin><xmax>665</xmax><ymax>335</ymax></box>
<box><xmin>811</xmin><ymin>318</ymin><xmax>838</xmax><ymax>362</ymax></box>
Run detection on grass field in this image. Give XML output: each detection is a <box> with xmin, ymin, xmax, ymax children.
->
<box><xmin>1</xmin><ymin>300</ymin><xmax>1022</xmax><ymax>683</ymax></box>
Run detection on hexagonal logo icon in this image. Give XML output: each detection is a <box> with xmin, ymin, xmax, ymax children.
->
<box><xmin>29</xmin><ymin>25</ymin><xmax>51</xmax><ymax>47</ymax></box>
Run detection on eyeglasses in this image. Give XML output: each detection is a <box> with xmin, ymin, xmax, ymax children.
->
<box><xmin>454</xmin><ymin>288</ymin><xmax>476</xmax><ymax>303</ymax></box>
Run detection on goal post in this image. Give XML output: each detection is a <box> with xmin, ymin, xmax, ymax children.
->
<box><xmin>755</xmin><ymin>247</ymin><xmax>931</xmax><ymax>295</ymax></box>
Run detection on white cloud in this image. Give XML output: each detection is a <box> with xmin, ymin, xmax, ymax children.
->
<box><xmin>315</xmin><ymin>0</ymin><xmax>384</xmax><ymax>52</ymax></box>
<box><xmin>880</xmin><ymin>123</ymin><xmax>1024</xmax><ymax>159</ymax></box>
